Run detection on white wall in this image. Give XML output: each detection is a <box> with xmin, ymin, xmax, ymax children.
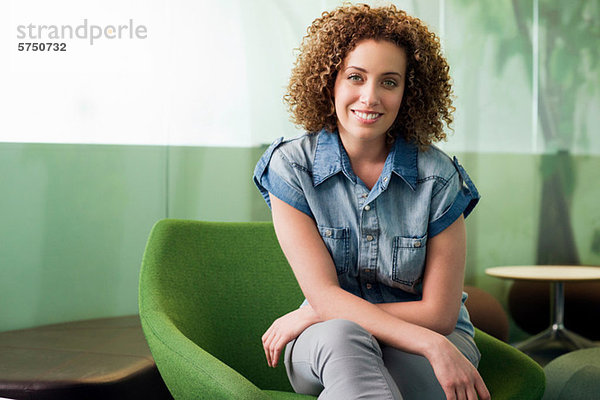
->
<box><xmin>0</xmin><ymin>0</ymin><xmax>435</xmax><ymax>147</ymax></box>
<box><xmin>2</xmin><ymin>0</ymin><xmax>599</xmax><ymax>153</ymax></box>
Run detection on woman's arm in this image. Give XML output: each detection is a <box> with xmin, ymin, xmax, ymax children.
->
<box><xmin>268</xmin><ymin>193</ymin><xmax>437</xmax><ymax>350</ymax></box>
<box><xmin>263</xmin><ymin>215</ymin><xmax>466</xmax><ymax>365</ymax></box>
<box><xmin>375</xmin><ymin>215</ymin><xmax>467</xmax><ymax>335</ymax></box>
<box><xmin>265</xmin><ymin>193</ymin><xmax>489</xmax><ymax>399</ymax></box>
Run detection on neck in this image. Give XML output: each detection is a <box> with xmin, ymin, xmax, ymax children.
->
<box><xmin>338</xmin><ymin>133</ymin><xmax>390</xmax><ymax>165</ymax></box>
<box><xmin>338</xmin><ymin>132</ymin><xmax>390</xmax><ymax>190</ymax></box>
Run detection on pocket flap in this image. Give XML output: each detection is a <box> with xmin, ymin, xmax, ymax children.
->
<box><xmin>318</xmin><ymin>226</ymin><xmax>349</xmax><ymax>239</ymax></box>
<box><xmin>394</xmin><ymin>234</ymin><xmax>427</xmax><ymax>249</ymax></box>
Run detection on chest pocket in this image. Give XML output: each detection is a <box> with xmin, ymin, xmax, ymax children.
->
<box><xmin>318</xmin><ymin>226</ymin><xmax>349</xmax><ymax>275</ymax></box>
<box><xmin>392</xmin><ymin>234</ymin><xmax>427</xmax><ymax>290</ymax></box>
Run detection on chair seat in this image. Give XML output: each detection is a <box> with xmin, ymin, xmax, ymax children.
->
<box><xmin>0</xmin><ymin>315</ymin><xmax>171</xmax><ymax>400</ymax></box>
<box><xmin>543</xmin><ymin>347</ymin><xmax>600</xmax><ymax>400</ymax></box>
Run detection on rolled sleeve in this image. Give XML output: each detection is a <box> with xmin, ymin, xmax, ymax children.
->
<box><xmin>253</xmin><ymin>138</ymin><xmax>313</xmax><ymax>218</ymax></box>
<box><xmin>428</xmin><ymin>157</ymin><xmax>480</xmax><ymax>238</ymax></box>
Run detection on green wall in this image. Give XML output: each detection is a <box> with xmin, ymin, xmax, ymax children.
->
<box><xmin>1</xmin><ymin>142</ymin><xmax>600</xmax><ymax>341</ymax></box>
<box><xmin>1</xmin><ymin>143</ymin><xmax>165</xmax><ymax>332</ymax></box>
<box><xmin>0</xmin><ymin>143</ymin><xmax>265</xmax><ymax>332</ymax></box>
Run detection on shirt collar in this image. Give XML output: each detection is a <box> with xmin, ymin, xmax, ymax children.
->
<box><xmin>389</xmin><ymin>135</ymin><xmax>418</xmax><ymax>190</ymax></box>
<box><xmin>312</xmin><ymin>130</ymin><xmax>418</xmax><ymax>190</ymax></box>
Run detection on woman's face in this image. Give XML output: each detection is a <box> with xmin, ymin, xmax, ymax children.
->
<box><xmin>333</xmin><ymin>39</ymin><xmax>407</xmax><ymax>146</ymax></box>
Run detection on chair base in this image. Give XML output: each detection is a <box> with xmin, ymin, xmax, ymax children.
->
<box><xmin>515</xmin><ymin>325</ymin><xmax>599</xmax><ymax>366</ymax></box>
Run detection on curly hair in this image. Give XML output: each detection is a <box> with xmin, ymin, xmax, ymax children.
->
<box><xmin>284</xmin><ymin>3</ymin><xmax>454</xmax><ymax>148</ymax></box>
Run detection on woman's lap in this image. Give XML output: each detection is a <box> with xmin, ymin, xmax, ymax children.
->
<box><xmin>284</xmin><ymin>319</ymin><xmax>480</xmax><ymax>400</ymax></box>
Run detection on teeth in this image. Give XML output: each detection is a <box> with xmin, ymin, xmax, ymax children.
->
<box><xmin>354</xmin><ymin>111</ymin><xmax>380</xmax><ymax>120</ymax></box>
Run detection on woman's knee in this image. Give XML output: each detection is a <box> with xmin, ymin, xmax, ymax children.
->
<box><xmin>289</xmin><ymin>320</ymin><xmax>400</xmax><ymax>397</ymax></box>
<box><xmin>308</xmin><ymin>319</ymin><xmax>381</xmax><ymax>357</ymax></box>
<box><xmin>312</xmin><ymin>318</ymin><xmax>369</xmax><ymax>340</ymax></box>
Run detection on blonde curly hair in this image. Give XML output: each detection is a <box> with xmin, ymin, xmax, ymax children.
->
<box><xmin>284</xmin><ymin>3</ymin><xmax>454</xmax><ymax>148</ymax></box>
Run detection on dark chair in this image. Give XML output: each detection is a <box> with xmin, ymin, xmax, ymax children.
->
<box><xmin>464</xmin><ymin>285</ymin><xmax>510</xmax><ymax>342</ymax></box>
<box><xmin>0</xmin><ymin>315</ymin><xmax>171</xmax><ymax>400</ymax></box>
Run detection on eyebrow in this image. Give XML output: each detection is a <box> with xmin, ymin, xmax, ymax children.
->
<box><xmin>345</xmin><ymin>66</ymin><xmax>403</xmax><ymax>77</ymax></box>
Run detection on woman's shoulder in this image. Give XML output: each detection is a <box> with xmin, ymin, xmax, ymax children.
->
<box><xmin>268</xmin><ymin>132</ymin><xmax>320</xmax><ymax>166</ymax></box>
<box><xmin>417</xmin><ymin>144</ymin><xmax>459</xmax><ymax>180</ymax></box>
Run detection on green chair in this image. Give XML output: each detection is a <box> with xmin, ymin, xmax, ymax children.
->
<box><xmin>139</xmin><ymin>219</ymin><xmax>545</xmax><ymax>399</ymax></box>
<box><xmin>542</xmin><ymin>348</ymin><xmax>600</xmax><ymax>400</ymax></box>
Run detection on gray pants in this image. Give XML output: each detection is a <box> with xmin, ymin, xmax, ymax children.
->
<box><xmin>284</xmin><ymin>319</ymin><xmax>481</xmax><ymax>400</ymax></box>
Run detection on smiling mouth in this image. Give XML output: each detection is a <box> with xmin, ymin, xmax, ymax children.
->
<box><xmin>352</xmin><ymin>110</ymin><xmax>383</xmax><ymax>122</ymax></box>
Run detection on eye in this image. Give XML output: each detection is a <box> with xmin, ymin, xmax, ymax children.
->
<box><xmin>348</xmin><ymin>74</ymin><xmax>362</xmax><ymax>82</ymax></box>
<box><xmin>382</xmin><ymin>79</ymin><xmax>398</xmax><ymax>88</ymax></box>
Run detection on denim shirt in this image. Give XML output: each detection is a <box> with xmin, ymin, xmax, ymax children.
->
<box><xmin>253</xmin><ymin>130</ymin><xmax>480</xmax><ymax>336</ymax></box>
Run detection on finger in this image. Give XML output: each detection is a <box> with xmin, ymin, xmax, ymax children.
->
<box><xmin>271</xmin><ymin>337</ymin><xmax>286</xmax><ymax>368</ymax></box>
<box><xmin>271</xmin><ymin>340</ymin><xmax>283</xmax><ymax>368</ymax></box>
<box><xmin>475</xmin><ymin>377</ymin><xmax>491</xmax><ymax>400</ymax></box>
<box><xmin>269</xmin><ymin>332</ymin><xmax>280</xmax><ymax>368</ymax></box>
<box><xmin>262</xmin><ymin>325</ymin><xmax>274</xmax><ymax>344</ymax></box>
<box><xmin>263</xmin><ymin>342</ymin><xmax>271</xmax><ymax>367</ymax></box>
<box><xmin>441</xmin><ymin>385</ymin><xmax>456</xmax><ymax>400</ymax></box>
<box><xmin>263</xmin><ymin>330</ymin><xmax>275</xmax><ymax>351</ymax></box>
<box><xmin>465</xmin><ymin>384</ymin><xmax>478</xmax><ymax>400</ymax></box>
<box><xmin>455</xmin><ymin>386</ymin><xmax>467</xmax><ymax>400</ymax></box>
<box><xmin>263</xmin><ymin>339</ymin><xmax>272</xmax><ymax>367</ymax></box>
<box><xmin>263</xmin><ymin>331</ymin><xmax>275</xmax><ymax>367</ymax></box>
<box><xmin>271</xmin><ymin>342</ymin><xmax>277</xmax><ymax>368</ymax></box>
<box><xmin>271</xmin><ymin>346</ymin><xmax>279</xmax><ymax>368</ymax></box>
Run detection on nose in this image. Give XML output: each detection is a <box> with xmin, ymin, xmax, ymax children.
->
<box><xmin>360</xmin><ymin>82</ymin><xmax>380</xmax><ymax>107</ymax></box>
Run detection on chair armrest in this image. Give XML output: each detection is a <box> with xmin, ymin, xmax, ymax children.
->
<box><xmin>474</xmin><ymin>328</ymin><xmax>545</xmax><ymax>400</ymax></box>
<box><xmin>141</xmin><ymin>312</ymin><xmax>269</xmax><ymax>400</ymax></box>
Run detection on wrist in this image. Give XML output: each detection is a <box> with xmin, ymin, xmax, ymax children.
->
<box><xmin>421</xmin><ymin>330</ymin><xmax>447</xmax><ymax>361</ymax></box>
<box><xmin>300</xmin><ymin>304</ymin><xmax>322</xmax><ymax>324</ymax></box>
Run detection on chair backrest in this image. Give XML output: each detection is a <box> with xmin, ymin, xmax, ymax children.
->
<box><xmin>140</xmin><ymin>219</ymin><xmax>304</xmax><ymax>392</ymax></box>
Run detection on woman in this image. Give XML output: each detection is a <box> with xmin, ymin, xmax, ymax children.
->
<box><xmin>253</xmin><ymin>4</ymin><xmax>490</xmax><ymax>400</ymax></box>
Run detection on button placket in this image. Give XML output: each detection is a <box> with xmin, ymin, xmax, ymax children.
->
<box><xmin>357</xmin><ymin>191</ymin><xmax>369</xmax><ymax>209</ymax></box>
<box><xmin>358</xmin><ymin>193</ymin><xmax>380</xmax><ymax>299</ymax></box>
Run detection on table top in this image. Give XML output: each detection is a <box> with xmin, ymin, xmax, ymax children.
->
<box><xmin>485</xmin><ymin>265</ymin><xmax>600</xmax><ymax>282</ymax></box>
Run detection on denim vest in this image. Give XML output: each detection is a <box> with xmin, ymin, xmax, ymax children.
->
<box><xmin>253</xmin><ymin>130</ymin><xmax>480</xmax><ymax>336</ymax></box>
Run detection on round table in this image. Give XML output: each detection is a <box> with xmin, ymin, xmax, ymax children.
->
<box><xmin>485</xmin><ymin>265</ymin><xmax>600</xmax><ymax>355</ymax></box>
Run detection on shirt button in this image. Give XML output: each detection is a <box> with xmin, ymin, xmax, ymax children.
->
<box><xmin>364</xmin><ymin>205</ymin><xmax>371</xmax><ymax>211</ymax></box>
<box><xmin>414</xmin><ymin>240</ymin><xmax>421</xmax><ymax>248</ymax></box>
<box><xmin>325</xmin><ymin>229</ymin><xmax>332</xmax><ymax>237</ymax></box>
<box><xmin>366</xmin><ymin>283</ymin><xmax>372</xmax><ymax>289</ymax></box>
<box><xmin>366</xmin><ymin>235</ymin><xmax>374</xmax><ymax>241</ymax></box>
<box><xmin>383</xmin><ymin>177</ymin><xmax>388</xmax><ymax>182</ymax></box>
<box><xmin>362</xmin><ymin>193</ymin><xmax>368</xmax><ymax>198</ymax></box>
<box><xmin>364</xmin><ymin>269</ymin><xmax>371</xmax><ymax>273</ymax></box>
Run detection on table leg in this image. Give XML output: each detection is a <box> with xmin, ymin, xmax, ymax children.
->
<box><xmin>516</xmin><ymin>281</ymin><xmax>597</xmax><ymax>354</ymax></box>
<box><xmin>551</xmin><ymin>281</ymin><xmax>565</xmax><ymax>331</ymax></box>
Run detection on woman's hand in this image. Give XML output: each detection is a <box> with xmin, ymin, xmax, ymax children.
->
<box><xmin>425</xmin><ymin>335</ymin><xmax>491</xmax><ymax>400</ymax></box>
<box><xmin>262</xmin><ymin>305</ymin><xmax>321</xmax><ymax>368</ymax></box>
